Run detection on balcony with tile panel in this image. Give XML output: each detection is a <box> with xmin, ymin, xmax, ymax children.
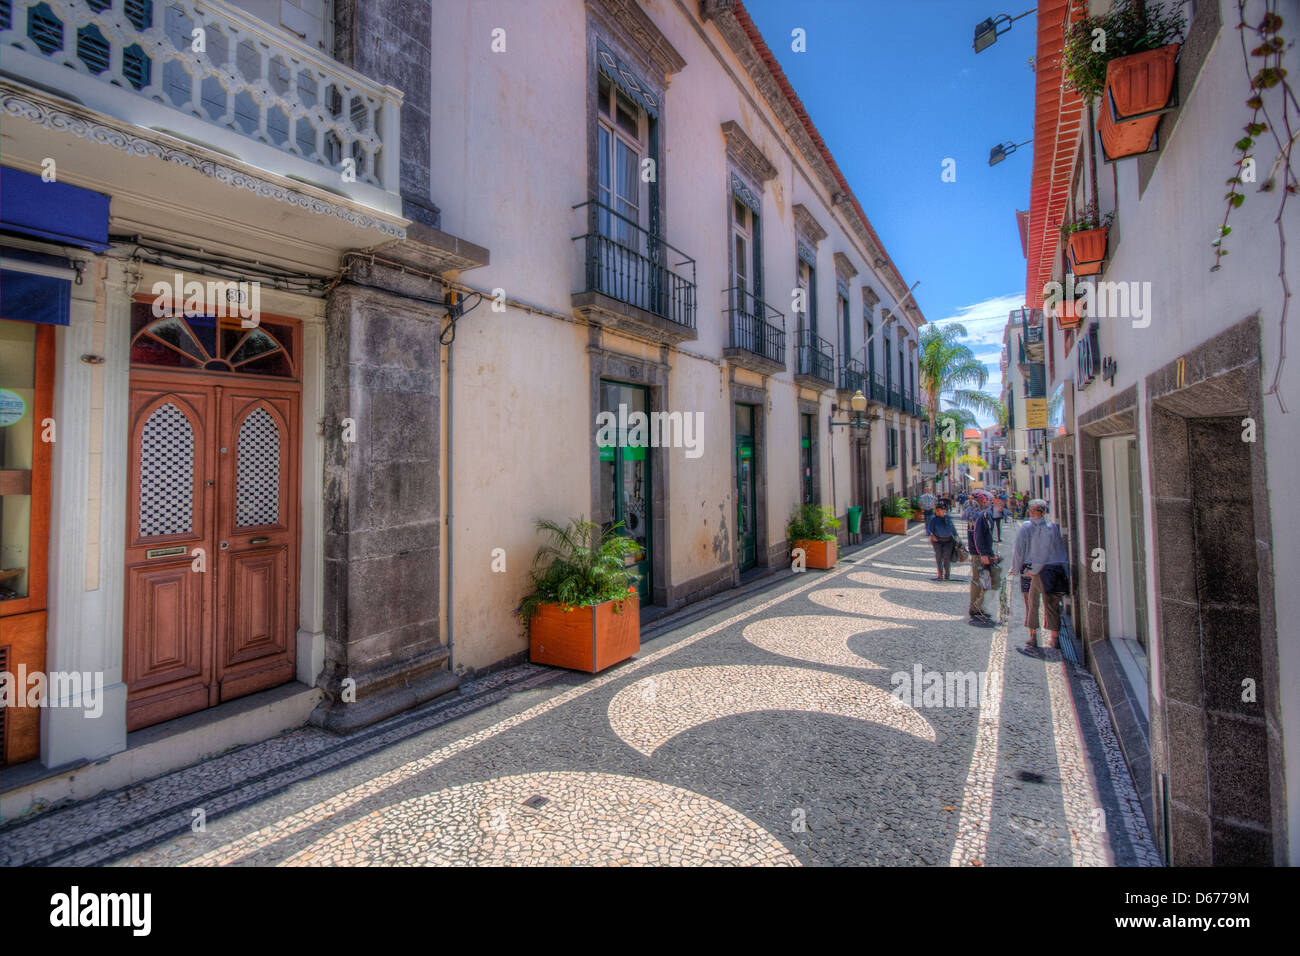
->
<box><xmin>0</xmin><ymin>0</ymin><xmax>409</xmax><ymax>258</ymax></box>
<box><xmin>571</xmin><ymin>200</ymin><xmax>697</xmax><ymax>344</ymax></box>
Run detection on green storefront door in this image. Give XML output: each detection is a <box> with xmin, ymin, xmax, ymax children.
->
<box><xmin>599</xmin><ymin>381</ymin><xmax>652</xmax><ymax>600</ymax></box>
<box><xmin>735</xmin><ymin>403</ymin><xmax>757</xmax><ymax>571</ymax></box>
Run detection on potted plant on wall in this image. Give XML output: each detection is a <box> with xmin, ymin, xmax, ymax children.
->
<box><xmin>1062</xmin><ymin>201</ymin><xmax>1115</xmax><ymax>277</ymax></box>
<box><xmin>1056</xmin><ymin>281</ymin><xmax>1087</xmax><ymax>331</ymax></box>
<box><xmin>518</xmin><ymin>518</ymin><xmax>641</xmax><ymax>673</ymax></box>
<box><xmin>881</xmin><ymin>496</ymin><xmax>911</xmax><ymax>535</ymax></box>
<box><xmin>1063</xmin><ymin>0</ymin><xmax>1185</xmax><ymax>161</ymax></box>
<box><xmin>787</xmin><ymin>503</ymin><xmax>840</xmax><ymax>570</ymax></box>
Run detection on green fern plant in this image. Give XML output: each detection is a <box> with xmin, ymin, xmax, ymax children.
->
<box><xmin>883</xmin><ymin>496</ymin><xmax>913</xmax><ymax>519</ymax></box>
<box><xmin>786</xmin><ymin>503</ymin><xmax>840</xmax><ymax>542</ymax></box>
<box><xmin>516</xmin><ymin>518</ymin><xmax>640</xmax><ymax>633</ymax></box>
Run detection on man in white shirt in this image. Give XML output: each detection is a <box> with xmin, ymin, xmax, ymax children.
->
<box><xmin>1010</xmin><ymin>499</ymin><xmax>1070</xmax><ymax>651</ymax></box>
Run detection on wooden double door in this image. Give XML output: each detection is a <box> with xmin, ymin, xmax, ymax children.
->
<box><xmin>124</xmin><ymin>372</ymin><xmax>300</xmax><ymax>731</ymax></box>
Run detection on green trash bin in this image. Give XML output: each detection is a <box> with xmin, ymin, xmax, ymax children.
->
<box><xmin>847</xmin><ymin>506</ymin><xmax>863</xmax><ymax>535</ymax></box>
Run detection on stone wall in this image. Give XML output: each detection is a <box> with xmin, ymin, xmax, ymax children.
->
<box><xmin>314</xmin><ymin>264</ymin><xmax>457</xmax><ymax>732</ymax></box>
<box><xmin>334</xmin><ymin>0</ymin><xmax>439</xmax><ymax>227</ymax></box>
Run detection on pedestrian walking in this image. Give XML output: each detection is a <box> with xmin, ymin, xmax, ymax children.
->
<box><xmin>967</xmin><ymin>490</ymin><xmax>999</xmax><ymax>627</ymax></box>
<box><xmin>919</xmin><ymin>490</ymin><xmax>936</xmax><ymax>523</ymax></box>
<box><xmin>1011</xmin><ymin>498</ymin><xmax>1070</xmax><ymax>651</ymax></box>
<box><xmin>926</xmin><ymin>500</ymin><xmax>958</xmax><ymax>581</ymax></box>
<box><xmin>991</xmin><ymin>493</ymin><xmax>1004</xmax><ymax>542</ymax></box>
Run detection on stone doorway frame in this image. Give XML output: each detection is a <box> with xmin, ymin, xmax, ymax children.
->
<box><xmin>729</xmin><ymin>374</ymin><xmax>771</xmax><ymax>575</ymax></box>
<box><xmin>1144</xmin><ymin>314</ymin><xmax>1283</xmax><ymax>864</ymax></box>
<box><xmin>587</xmin><ymin>331</ymin><xmax>673</xmax><ymax>609</ymax></box>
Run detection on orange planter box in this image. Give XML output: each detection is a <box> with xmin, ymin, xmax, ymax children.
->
<box><xmin>1099</xmin><ymin>44</ymin><xmax>1179</xmax><ymax>160</ymax></box>
<box><xmin>530</xmin><ymin>594</ymin><xmax>640</xmax><ymax>673</ymax></box>
<box><xmin>1068</xmin><ymin>227</ymin><xmax>1108</xmax><ymax>276</ymax></box>
<box><xmin>1057</xmin><ymin>296</ymin><xmax>1085</xmax><ymax>330</ymax></box>
<box><xmin>794</xmin><ymin>538</ymin><xmax>837</xmax><ymax>569</ymax></box>
<box><xmin>881</xmin><ymin>516</ymin><xmax>907</xmax><ymax>535</ymax></box>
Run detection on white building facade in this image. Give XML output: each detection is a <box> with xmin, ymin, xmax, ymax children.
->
<box><xmin>1025</xmin><ymin>0</ymin><xmax>1299</xmax><ymax>864</ymax></box>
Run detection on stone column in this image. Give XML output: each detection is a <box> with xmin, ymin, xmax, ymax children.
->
<box><xmin>312</xmin><ymin>260</ymin><xmax>457</xmax><ymax>733</ymax></box>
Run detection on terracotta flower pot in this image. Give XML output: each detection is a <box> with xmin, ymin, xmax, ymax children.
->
<box><xmin>1057</xmin><ymin>295</ymin><xmax>1085</xmax><ymax>330</ymax></box>
<box><xmin>530</xmin><ymin>593</ymin><xmax>639</xmax><ymax>673</ymax></box>
<box><xmin>794</xmin><ymin>538</ymin><xmax>837</xmax><ymax>569</ymax></box>
<box><xmin>1099</xmin><ymin>44</ymin><xmax>1178</xmax><ymax>160</ymax></box>
<box><xmin>1106</xmin><ymin>44</ymin><xmax>1179</xmax><ymax>118</ymax></box>
<box><xmin>1098</xmin><ymin>103</ymin><xmax>1160</xmax><ymax>161</ymax></box>
<box><xmin>881</xmin><ymin>516</ymin><xmax>907</xmax><ymax>535</ymax></box>
<box><xmin>1068</xmin><ymin>227</ymin><xmax>1107</xmax><ymax>276</ymax></box>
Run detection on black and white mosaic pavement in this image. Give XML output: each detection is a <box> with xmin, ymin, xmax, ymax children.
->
<box><xmin>0</xmin><ymin>529</ymin><xmax>1158</xmax><ymax>867</ymax></box>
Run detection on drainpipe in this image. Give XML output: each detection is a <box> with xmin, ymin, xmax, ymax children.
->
<box><xmin>828</xmin><ymin>406</ymin><xmax>837</xmax><ymax>537</ymax></box>
<box><xmin>445</xmin><ymin>309</ymin><xmax>455</xmax><ymax>673</ymax></box>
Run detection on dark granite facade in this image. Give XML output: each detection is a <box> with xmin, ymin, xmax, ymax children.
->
<box><xmin>1144</xmin><ymin>314</ymin><xmax>1283</xmax><ymax>865</ymax></box>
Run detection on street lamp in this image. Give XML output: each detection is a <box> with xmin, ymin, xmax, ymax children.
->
<box><xmin>989</xmin><ymin>139</ymin><xmax>1032</xmax><ymax>166</ymax></box>
<box><xmin>829</xmin><ymin>390</ymin><xmax>877</xmax><ymax>431</ymax></box>
<box><xmin>973</xmin><ymin>9</ymin><xmax>1035</xmax><ymax>53</ymax></box>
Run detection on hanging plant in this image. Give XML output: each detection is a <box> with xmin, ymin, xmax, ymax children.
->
<box><xmin>1214</xmin><ymin>2</ymin><xmax>1296</xmax><ymax>412</ymax></box>
<box><xmin>1062</xmin><ymin>0</ymin><xmax>1186</xmax><ymax>102</ymax></box>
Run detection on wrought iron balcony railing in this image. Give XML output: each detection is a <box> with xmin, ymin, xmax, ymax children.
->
<box><xmin>838</xmin><ymin>358</ymin><xmax>866</xmax><ymax>393</ymax></box>
<box><xmin>1</xmin><ymin>0</ymin><xmax>402</xmax><ymax>202</ymax></box>
<box><xmin>572</xmin><ymin>200</ymin><xmax>697</xmax><ymax>330</ymax></box>
<box><xmin>724</xmin><ymin>287</ymin><xmax>785</xmax><ymax>366</ymax></box>
<box><xmin>870</xmin><ymin>372</ymin><xmax>887</xmax><ymax>404</ymax></box>
<box><xmin>795</xmin><ymin>329</ymin><xmax>834</xmax><ymax>385</ymax></box>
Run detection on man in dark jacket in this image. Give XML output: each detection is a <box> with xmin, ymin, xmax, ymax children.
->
<box><xmin>926</xmin><ymin>501</ymin><xmax>958</xmax><ymax>581</ymax></box>
<box><xmin>967</xmin><ymin>490</ymin><xmax>999</xmax><ymax>626</ymax></box>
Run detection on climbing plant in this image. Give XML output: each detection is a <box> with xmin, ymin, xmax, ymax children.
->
<box><xmin>1214</xmin><ymin>1</ymin><xmax>1296</xmax><ymax>412</ymax></box>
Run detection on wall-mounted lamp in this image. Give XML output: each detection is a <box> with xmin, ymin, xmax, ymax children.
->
<box><xmin>989</xmin><ymin>139</ymin><xmax>1032</xmax><ymax>166</ymax></box>
<box><xmin>829</xmin><ymin>390</ymin><xmax>878</xmax><ymax>432</ymax></box>
<box><xmin>973</xmin><ymin>9</ymin><xmax>1035</xmax><ymax>53</ymax></box>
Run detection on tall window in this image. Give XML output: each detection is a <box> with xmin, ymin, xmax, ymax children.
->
<box><xmin>597</xmin><ymin>73</ymin><xmax>645</xmax><ymax>246</ymax></box>
<box><xmin>839</xmin><ymin>293</ymin><xmax>851</xmax><ymax>370</ymax></box>
<box><xmin>885</xmin><ymin>330</ymin><xmax>893</xmax><ymax>391</ymax></box>
<box><xmin>887</xmin><ymin>427</ymin><xmax>898</xmax><ymax>469</ymax></box>
<box><xmin>866</xmin><ymin>317</ymin><xmax>875</xmax><ymax>381</ymax></box>
<box><xmin>795</xmin><ymin>258</ymin><xmax>817</xmax><ymax>375</ymax></box>
<box><xmin>731</xmin><ymin>197</ymin><xmax>756</xmax><ymax>314</ymax></box>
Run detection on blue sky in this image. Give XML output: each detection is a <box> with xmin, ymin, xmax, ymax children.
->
<box><xmin>745</xmin><ymin>0</ymin><xmax>1038</xmax><ymax>423</ymax></box>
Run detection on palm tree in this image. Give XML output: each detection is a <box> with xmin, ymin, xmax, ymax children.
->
<box><xmin>918</xmin><ymin>322</ymin><xmax>1005</xmax><ymax>486</ymax></box>
<box><xmin>927</xmin><ymin>408</ymin><xmax>976</xmax><ymax>494</ymax></box>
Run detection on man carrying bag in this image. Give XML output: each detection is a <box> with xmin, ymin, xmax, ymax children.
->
<box><xmin>966</xmin><ymin>491</ymin><xmax>999</xmax><ymax>627</ymax></box>
<box><xmin>1010</xmin><ymin>498</ymin><xmax>1070</xmax><ymax>651</ymax></box>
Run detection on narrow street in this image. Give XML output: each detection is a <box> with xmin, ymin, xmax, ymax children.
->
<box><xmin>0</xmin><ymin>527</ymin><xmax>1157</xmax><ymax>867</ymax></box>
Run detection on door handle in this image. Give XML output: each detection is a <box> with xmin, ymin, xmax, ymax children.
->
<box><xmin>249</xmin><ymin>536</ymin><xmax>270</xmax><ymax>545</ymax></box>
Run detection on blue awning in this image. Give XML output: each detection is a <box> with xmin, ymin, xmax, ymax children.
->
<box><xmin>1</xmin><ymin>267</ymin><xmax>71</xmax><ymax>326</ymax></box>
<box><xmin>1</xmin><ymin>165</ymin><xmax>110</xmax><ymax>252</ymax></box>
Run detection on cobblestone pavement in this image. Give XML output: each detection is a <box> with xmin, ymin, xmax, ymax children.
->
<box><xmin>0</xmin><ymin>527</ymin><xmax>1159</xmax><ymax>867</ymax></box>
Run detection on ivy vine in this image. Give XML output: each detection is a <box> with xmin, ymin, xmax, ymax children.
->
<box><xmin>1214</xmin><ymin>1</ymin><xmax>1297</xmax><ymax>412</ymax></box>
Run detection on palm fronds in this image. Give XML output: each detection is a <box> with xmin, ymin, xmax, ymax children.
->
<box><xmin>517</xmin><ymin>518</ymin><xmax>640</xmax><ymax>630</ymax></box>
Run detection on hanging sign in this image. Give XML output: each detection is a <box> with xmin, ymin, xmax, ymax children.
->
<box><xmin>1024</xmin><ymin>398</ymin><xmax>1048</xmax><ymax>429</ymax></box>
